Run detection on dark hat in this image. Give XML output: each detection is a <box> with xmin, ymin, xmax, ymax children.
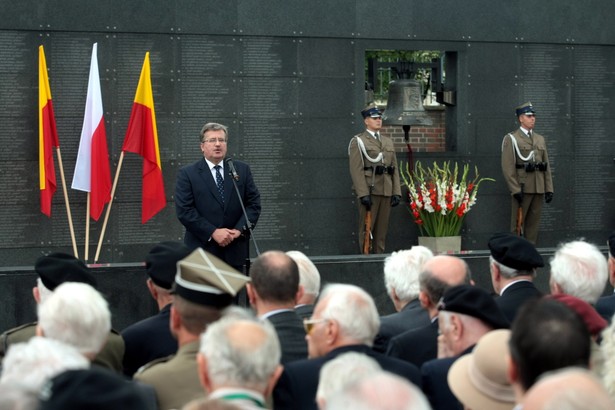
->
<box><xmin>608</xmin><ymin>231</ymin><xmax>615</xmax><ymax>257</ymax></box>
<box><xmin>438</xmin><ymin>285</ymin><xmax>509</xmax><ymax>329</ymax></box>
<box><xmin>145</xmin><ymin>241</ymin><xmax>192</xmax><ymax>289</ymax></box>
<box><xmin>172</xmin><ymin>248</ymin><xmax>251</xmax><ymax>308</ymax></box>
<box><xmin>515</xmin><ymin>102</ymin><xmax>535</xmax><ymax>116</ymax></box>
<box><xmin>361</xmin><ymin>102</ymin><xmax>382</xmax><ymax>118</ymax></box>
<box><xmin>35</xmin><ymin>252</ymin><xmax>97</xmax><ymax>291</ymax></box>
<box><xmin>488</xmin><ymin>232</ymin><xmax>544</xmax><ymax>271</ymax></box>
<box><xmin>548</xmin><ymin>294</ymin><xmax>607</xmax><ymax>337</ymax></box>
<box><xmin>40</xmin><ymin>367</ymin><xmax>150</xmax><ymax>410</ymax></box>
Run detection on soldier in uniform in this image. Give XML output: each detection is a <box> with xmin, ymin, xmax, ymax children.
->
<box><xmin>501</xmin><ymin>102</ymin><xmax>554</xmax><ymax>245</ymax></box>
<box><xmin>134</xmin><ymin>248</ymin><xmax>250</xmax><ymax>410</ymax></box>
<box><xmin>348</xmin><ymin>103</ymin><xmax>402</xmax><ymax>254</ymax></box>
<box><xmin>0</xmin><ymin>253</ymin><xmax>124</xmax><ymax>373</ymax></box>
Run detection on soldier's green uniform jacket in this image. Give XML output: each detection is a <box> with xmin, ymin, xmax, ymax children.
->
<box><xmin>0</xmin><ymin>322</ymin><xmax>125</xmax><ymax>373</ymax></box>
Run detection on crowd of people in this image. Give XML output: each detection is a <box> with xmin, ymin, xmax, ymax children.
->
<box><xmin>1</xmin><ymin>231</ymin><xmax>615</xmax><ymax>409</ymax></box>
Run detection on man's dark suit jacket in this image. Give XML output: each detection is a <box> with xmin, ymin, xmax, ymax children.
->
<box><xmin>373</xmin><ymin>299</ymin><xmax>430</xmax><ymax>353</ymax></box>
<box><xmin>121</xmin><ymin>303</ymin><xmax>177</xmax><ymax>377</ymax></box>
<box><xmin>421</xmin><ymin>345</ymin><xmax>474</xmax><ymax>410</ymax></box>
<box><xmin>596</xmin><ymin>293</ymin><xmax>615</xmax><ymax>322</ymax></box>
<box><xmin>386</xmin><ymin>318</ymin><xmax>438</xmax><ymax>368</ymax></box>
<box><xmin>265</xmin><ymin>310</ymin><xmax>308</xmax><ymax>364</ymax></box>
<box><xmin>273</xmin><ymin>344</ymin><xmax>422</xmax><ymax>410</ymax></box>
<box><xmin>495</xmin><ymin>280</ymin><xmax>542</xmax><ymax>323</ymax></box>
<box><xmin>294</xmin><ymin>304</ymin><xmax>314</xmax><ymax>320</ymax></box>
<box><xmin>175</xmin><ymin>157</ymin><xmax>261</xmax><ymax>269</ymax></box>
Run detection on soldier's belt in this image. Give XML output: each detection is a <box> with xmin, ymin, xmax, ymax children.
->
<box><xmin>364</xmin><ymin>165</ymin><xmax>395</xmax><ymax>175</ymax></box>
<box><xmin>515</xmin><ymin>162</ymin><xmax>548</xmax><ymax>172</ymax></box>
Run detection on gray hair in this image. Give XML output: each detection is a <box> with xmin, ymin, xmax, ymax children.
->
<box><xmin>489</xmin><ymin>256</ymin><xmax>533</xmax><ymax>279</ymax></box>
<box><xmin>384</xmin><ymin>246</ymin><xmax>433</xmax><ymax>302</ymax></box>
<box><xmin>286</xmin><ymin>250</ymin><xmax>321</xmax><ymax>297</ymax></box>
<box><xmin>200</xmin><ymin>122</ymin><xmax>228</xmax><ymax>141</ymax></box>
<box><xmin>0</xmin><ymin>384</ymin><xmax>39</xmax><ymax>410</ymax></box>
<box><xmin>319</xmin><ymin>284</ymin><xmax>379</xmax><ymax>346</ymax></box>
<box><xmin>1</xmin><ymin>336</ymin><xmax>89</xmax><ymax>391</ymax></box>
<box><xmin>550</xmin><ymin>240</ymin><xmax>608</xmax><ymax>304</ymax></box>
<box><xmin>37</xmin><ymin>282</ymin><xmax>111</xmax><ymax>356</ymax></box>
<box><xmin>316</xmin><ymin>352</ymin><xmax>381</xmax><ymax>405</ymax></box>
<box><xmin>199</xmin><ymin>314</ymin><xmax>281</xmax><ymax>391</ymax></box>
<box><xmin>36</xmin><ymin>278</ymin><xmax>54</xmax><ymax>304</ymax></box>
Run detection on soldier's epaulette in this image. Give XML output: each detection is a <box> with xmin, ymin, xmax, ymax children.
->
<box><xmin>136</xmin><ymin>354</ymin><xmax>174</xmax><ymax>374</ymax></box>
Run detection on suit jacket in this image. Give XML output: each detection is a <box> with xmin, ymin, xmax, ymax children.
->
<box><xmin>273</xmin><ymin>344</ymin><xmax>421</xmax><ymax>410</ymax></box>
<box><xmin>386</xmin><ymin>319</ymin><xmax>439</xmax><ymax>368</ymax></box>
<box><xmin>501</xmin><ymin>129</ymin><xmax>553</xmax><ymax>195</ymax></box>
<box><xmin>175</xmin><ymin>157</ymin><xmax>261</xmax><ymax>269</ymax></box>
<box><xmin>265</xmin><ymin>310</ymin><xmax>308</xmax><ymax>364</ymax></box>
<box><xmin>348</xmin><ymin>131</ymin><xmax>401</xmax><ymax>198</ymax></box>
<box><xmin>134</xmin><ymin>340</ymin><xmax>204</xmax><ymax>410</ymax></box>
<box><xmin>421</xmin><ymin>345</ymin><xmax>474</xmax><ymax>410</ymax></box>
<box><xmin>373</xmin><ymin>299</ymin><xmax>430</xmax><ymax>353</ymax></box>
<box><xmin>121</xmin><ymin>303</ymin><xmax>178</xmax><ymax>377</ymax></box>
<box><xmin>495</xmin><ymin>280</ymin><xmax>542</xmax><ymax>323</ymax></box>
<box><xmin>0</xmin><ymin>322</ymin><xmax>125</xmax><ymax>373</ymax></box>
<box><xmin>596</xmin><ymin>293</ymin><xmax>615</xmax><ymax>322</ymax></box>
<box><xmin>294</xmin><ymin>304</ymin><xmax>314</xmax><ymax>320</ymax></box>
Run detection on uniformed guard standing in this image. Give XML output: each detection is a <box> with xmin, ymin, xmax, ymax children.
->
<box><xmin>348</xmin><ymin>103</ymin><xmax>402</xmax><ymax>254</ymax></box>
<box><xmin>501</xmin><ymin>102</ymin><xmax>554</xmax><ymax>245</ymax></box>
<box><xmin>134</xmin><ymin>248</ymin><xmax>250</xmax><ymax>410</ymax></box>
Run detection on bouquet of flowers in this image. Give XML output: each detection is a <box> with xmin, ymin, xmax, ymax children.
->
<box><xmin>399</xmin><ymin>160</ymin><xmax>495</xmax><ymax>237</ymax></box>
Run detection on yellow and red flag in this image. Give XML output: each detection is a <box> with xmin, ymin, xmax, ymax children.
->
<box><xmin>38</xmin><ymin>45</ymin><xmax>60</xmax><ymax>217</ymax></box>
<box><xmin>122</xmin><ymin>52</ymin><xmax>166</xmax><ymax>223</ymax></box>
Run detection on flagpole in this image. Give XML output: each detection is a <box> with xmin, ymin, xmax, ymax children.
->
<box><xmin>55</xmin><ymin>148</ymin><xmax>79</xmax><ymax>258</ymax></box>
<box><xmin>94</xmin><ymin>151</ymin><xmax>125</xmax><ymax>263</ymax></box>
<box><xmin>85</xmin><ymin>194</ymin><xmax>91</xmax><ymax>262</ymax></box>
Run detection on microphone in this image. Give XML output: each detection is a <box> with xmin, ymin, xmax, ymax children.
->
<box><xmin>225</xmin><ymin>158</ymin><xmax>240</xmax><ymax>181</ymax></box>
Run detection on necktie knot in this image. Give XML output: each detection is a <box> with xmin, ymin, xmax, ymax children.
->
<box><xmin>374</xmin><ymin>132</ymin><xmax>380</xmax><ymax>140</ymax></box>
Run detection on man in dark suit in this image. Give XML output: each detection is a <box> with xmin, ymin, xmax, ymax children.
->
<box><xmin>488</xmin><ymin>232</ymin><xmax>545</xmax><ymax>323</ymax></box>
<box><xmin>596</xmin><ymin>231</ymin><xmax>615</xmax><ymax>321</ymax></box>
<box><xmin>121</xmin><ymin>241</ymin><xmax>191</xmax><ymax>377</ymax></box>
<box><xmin>373</xmin><ymin>246</ymin><xmax>433</xmax><ymax>353</ymax></box>
<box><xmin>175</xmin><ymin>122</ymin><xmax>261</xmax><ymax>272</ymax></box>
<box><xmin>386</xmin><ymin>255</ymin><xmax>472</xmax><ymax>367</ymax></box>
<box><xmin>287</xmin><ymin>250</ymin><xmax>321</xmax><ymax>320</ymax></box>
<box><xmin>421</xmin><ymin>285</ymin><xmax>509</xmax><ymax>410</ymax></box>
<box><xmin>273</xmin><ymin>283</ymin><xmax>421</xmax><ymax>410</ymax></box>
<box><xmin>247</xmin><ymin>250</ymin><xmax>308</xmax><ymax>364</ymax></box>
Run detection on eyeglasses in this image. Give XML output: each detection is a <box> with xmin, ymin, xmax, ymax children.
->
<box><xmin>303</xmin><ymin>318</ymin><xmax>328</xmax><ymax>335</ymax></box>
<box><xmin>201</xmin><ymin>138</ymin><xmax>227</xmax><ymax>144</ymax></box>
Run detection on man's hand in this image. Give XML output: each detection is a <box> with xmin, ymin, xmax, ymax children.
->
<box><xmin>545</xmin><ymin>192</ymin><xmax>554</xmax><ymax>203</ymax></box>
<box><xmin>360</xmin><ymin>195</ymin><xmax>372</xmax><ymax>210</ymax></box>
<box><xmin>212</xmin><ymin>228</ymin><xmax>238</xmax><ymax>247</ymax></box>
<box><xmin>513</xmin><ymin>192</ymin><xmax>523</xmax><ymax>204</ymax></box>
<box><xmin>390</xmin><ymin>195</ymin><xmax>401</xmax><ymax>207</ymax></box>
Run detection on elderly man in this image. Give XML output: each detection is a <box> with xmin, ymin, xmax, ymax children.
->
<box><xmin>488</xmin><ymin>232</ymin><xmax>545</xmax><ymax>322</ymax></box>
<box><xmin>286</xmin><ymin>250</ymin><xmax>321</xmax><ymax>320</ymax></box>
<box><xmin>0</xmin><ymin>253</ymin><xmax>124</xmax><ymax>372</ymax></box>
<box><xmin>247</xmin><ymin>250</ymin><xmax>307</xmax><ymax>364</ymax></box>
<box><xmin>373</xmin><ymin>246</ymin><xmax>433</xmax><ymax>353</ymax></box>
<box><xmin>196</xmin><ymin>313</ymin><xmax>282</xmax><ymax>409</ymax></box>
<box><xmin>135</xmin><ymin>248</ymin><xmax>250</xmax><ymax>410</ymax></box>
<box><xmin>386</xmin><ymin>255</ymin><xmax>472</xmax><ymax>367</ymax></box>
<box><xmin>273</xmin><ymin>283</ymin><xmax>421</xmax><ymax>410</ymax></box>
<box><xmin>421</xmin><ymin>284</ymin><xmax>509</xmax><ymax>410</ymax></box>
<box><xmin>596</xmin><ymin>231</ymin><xmax>615</xmax><ymax>321</ymax></box>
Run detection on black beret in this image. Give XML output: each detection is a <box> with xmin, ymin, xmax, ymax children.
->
<box><xmin>438</xmin><ymin>285</ymin><xmax>509</xmax><ymax>330</ymax></box>
<box><xmin>145</xmin><ymin>241</ymin><xmax>192</xmax><ymax>289</ymax></box>
<box><xmin>488</xmin><ymin>232</ymin><xmax>544</xmax><ymax>271</ymax></box>
<box><xmin>40</xmin><ymin>367</ymin><xmax>150</xmax><ymax>410</ymax></box>
<box><xmin>608</xmin><ymin>231</ymin><xmax>615</xmax><ymax>257</ymax></box>
<box><xmin>35</xmin><ymin>252</ymin><xmax>96</xmax><ymax>291</ymax></box>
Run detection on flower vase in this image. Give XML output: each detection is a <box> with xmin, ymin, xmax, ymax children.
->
<box><xmin>418</xmin><ymin>236</ymin><xmax>462</xmax><ymax>254</ymax></box>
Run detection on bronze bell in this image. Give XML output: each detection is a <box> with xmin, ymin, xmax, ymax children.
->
<box><xmin>382</xmin><ymin>79</ymin><xmax>433</xmax><ymax>126</ymax></box>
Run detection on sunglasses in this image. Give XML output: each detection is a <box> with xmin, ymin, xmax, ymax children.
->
<box><xmin>303</xmin><ymin>318</ymin><xmax>329</xmax><ymax>334</ymax></box>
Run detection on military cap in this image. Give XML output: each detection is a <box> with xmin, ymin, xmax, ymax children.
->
<box><xmin>488</xmin><ymin>232</ymin><xmax>544</xmax><ymax>271</ymax></box>
<box><xmin>40</xmin><ymin>367</ymin><xmax>150</xmax><ymax>410</ymax></box>
<box><xmin>608</xmin><ymin>231</ymin><xmax>615</xmax><ymax>257</ymax></box>
<box><xmin>515</xmin><ymin>102</ymin><xmax>535</xmax><ymax>117</ymax></box>
<box><xmin>172</xmin><ymin>248</ymin><xmax>251</xmax><ymax>308</ymax></box>
<box><xmin>361</xmin><ymin>102</ymin><xmax>382</xmax><ymax>118</ymax></box>
<box><xmin>438</xmin><ymin>285</ymin><xmax>509</xmax><ymax>329</ymax></box>
<box><xmin>35</xmin><ymin>252</ymin><xmax>97</xmax><ymax>291</ymax></box>
<box><xmin>145</xmin><ymin>241</ymin><xmax>192</xmax><ymax>289</ymax></box>
<box><xmin>548</xmin><ymin>294</ymin><xmax>607</xmax><ymax>337</ymax></box>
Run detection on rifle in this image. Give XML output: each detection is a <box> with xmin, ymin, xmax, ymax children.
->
<box><xmin>516</xmin><ymin>184</ymin><xmax>524</xmax><ymax>236</ymax></box>
<box><xmin>363</xmin><ymin>207</ymin><xmax>372</xmax><ymax>255</ymax></box>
